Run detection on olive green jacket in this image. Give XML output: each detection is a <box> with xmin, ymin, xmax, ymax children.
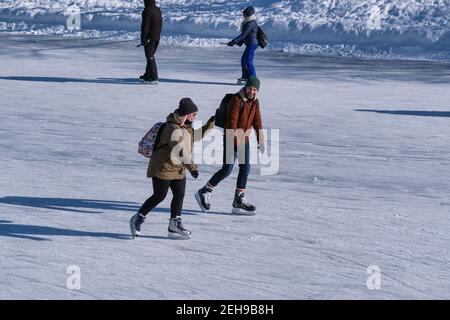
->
<box><xmin>147</xmin><ymin>111</ymin><xmax>215</xmax><ymax>180</ymax></box>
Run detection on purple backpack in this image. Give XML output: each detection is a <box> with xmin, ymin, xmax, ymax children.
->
<box><xmin>138</xmin><ymin>122</ymin><xmax>166</xmax><ymax>158</ymax></box>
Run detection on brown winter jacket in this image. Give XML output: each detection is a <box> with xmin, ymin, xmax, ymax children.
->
<box><xmin>147</xmin><ymin>111</ymin><xmax>215</xmax><ymax>180</ymax></box>
<box><xmin>141</xmin><ymin>0</ymin><xmax>162</xmax><ymax>44</ymax></box>
<box><xmin>225</xmin><ymin>88</ymin><xmax>263</xmax><ymax>145</ymax></box>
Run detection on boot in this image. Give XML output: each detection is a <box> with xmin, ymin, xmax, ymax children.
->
<box><xmin>168</xmin><ymin>216</ymin><xmax>191</xmax><ymax>240</ymax></box>
<box><xmin>232</xmin><ymin>191</ymin><xmax>256</xmax><ymax>215</ymax></box>
<box><xmin>130</xmin><ymin>212</ymin><xmax>146</xmax><ymax>239</ymax></box>
<box><xmin>195</xmin><ymin>186</ymin><xmax>212</xmax><ymax>212</ymax></box>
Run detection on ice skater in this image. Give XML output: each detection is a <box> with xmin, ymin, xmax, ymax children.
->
<box><xmin>195</xmin><ymin>76</ymin><xmax>264</xmax><ymax>215</ymax></box>
<box><xmin>139</xmin><ymin>0</ymin><xmax>162</xmax><ymax>85</ymax></box>
<box><xmin>227</xmin><ymin>6</ymin><xmax>260</xmax><ymax>85</ymax></box>
<box><xmin>130</xmin><ymin>98</ymin><xmax>215</xmax><ymax>239</ymax></box>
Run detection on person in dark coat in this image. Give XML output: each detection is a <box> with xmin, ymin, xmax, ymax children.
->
<box><xmin>227</xmin><ymin>6</ymin><xmax>259</xmax><ymax>83</ymax></box>
<box><xmin>140</xmin><ymin>0</ymin><xmax>162</xmax><ymax>84</ymax></box>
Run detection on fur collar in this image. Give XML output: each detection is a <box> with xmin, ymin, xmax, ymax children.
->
<box><xmin>238</xmin><ymin>88</ymin><xmax>257</xmax><ymax>102</ymax></box>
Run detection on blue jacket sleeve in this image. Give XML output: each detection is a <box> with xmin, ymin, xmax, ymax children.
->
<box><xmin>232</xmin><ymin>21</ymin><xmax>255</xmax><ymax>44</ymax></box>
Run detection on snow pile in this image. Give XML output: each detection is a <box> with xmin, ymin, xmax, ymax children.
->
<box><xmin>0</xmin><ymin>0</ymin><xmax>449</xmax><ymax>59</ymax></box>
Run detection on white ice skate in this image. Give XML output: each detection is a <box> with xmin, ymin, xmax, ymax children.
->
<box><xmin>168</xmin><ymin>216</ymin><xmax>191</xmax><ymax>240</ymax></box>
<box><xmin>236</xmin><ymin>78</ymin><xmax>247</xmax><ymax>85</ymax></box>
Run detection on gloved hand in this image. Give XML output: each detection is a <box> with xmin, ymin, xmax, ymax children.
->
<box><xmin>141</xmin><ymin>38</ymin><xmax>150</xmax><ymax>47</ymax></box>
<box><xmin>258</xmin><ymin>143</ymin><xmax>265</xmax><ymax>155</ymax></box>
<box><xmin>207</xmin><ymin>116</ymin><xmax>215</xmax><ymax>124</ymax></box>
<box><xmin>227</xmin><ymin>40</ymin><xmax>235</xmax><ymax>47</ymax></box>
<box><xmin>190</xmin><ymin>170</ymin><xmax>199</xmax><ymax>179</ymax></box>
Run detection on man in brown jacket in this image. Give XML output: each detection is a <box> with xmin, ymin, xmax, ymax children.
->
<box><xmin>196</xmin><ymin>76</ymin><xmax>264</xmax><ymax>215</ymax></box>
<box><xmin>139</xmin><ymin>0</ymin><xmax>162</xmax><ymax>84</ymax></box>
<box><xmin>130</xmin><ymin>98</ymin><xmax>215</xmax><ymax>239</ymax></box>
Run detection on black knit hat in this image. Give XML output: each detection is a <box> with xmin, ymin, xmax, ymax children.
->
<box><xmin>178</xmin><ymin>98</ymin><xmax>198</xmax><ymax>116</ymax></box>
<box><xmin>245</xmin><ymin>76</ymin><xmax>260</xmax><ymax>91</ymax></box>
<box><xmin>243</xmin><ymin>6</ymin><xmax>255</xmax><ymax>17</ymax></box>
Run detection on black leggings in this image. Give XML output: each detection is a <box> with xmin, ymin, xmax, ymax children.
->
<box><xmin>138</xmin><ymin>177</ymin><xmax>186</xmax><ymax>219</ymax></box>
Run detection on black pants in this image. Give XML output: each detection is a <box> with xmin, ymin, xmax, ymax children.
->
<box><xmin>138</xmin><ymin>176</ymin><xmax>186</xmax><ymax>219</ymax></box>
<box><xmin>144</xmin><ymin>40</ymin><xmax>159</xmax><ymax>80</ymax></box>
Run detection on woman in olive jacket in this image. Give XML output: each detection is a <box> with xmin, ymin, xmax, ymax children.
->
<box><xmin>130</xmin><ymin>98</ymin><xmax>215</xmax><ymax>239</ymax></box>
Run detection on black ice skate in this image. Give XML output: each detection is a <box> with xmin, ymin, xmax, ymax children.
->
<box><xmin>195</xmin><ymin>186</ymin><xmax>212</xmax><ymax>213</ymax></box>
<box><xmin>140</xmin><ymin>75</ymin><xmax>159</xmax><ymax>85</ymax></box>
<box><xmin>143</xmin><ymin>79</ymin><xmax>159</xmax><ymax>85</ymax></box>
<box><xmin>232</xmin><ymin>192</ymin><xmax>256</xmax><ymax>215</ymax></box>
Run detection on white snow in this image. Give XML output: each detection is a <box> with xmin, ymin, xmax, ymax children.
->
<box><xmin>0</xmin><ymin>1</ymin><xmax>449</xmax><ymax>60</ymax></box>
<box><xmin>0</xmin><ymin>36</ymin><xmax>449</xmax><ymax>299</ymax></box>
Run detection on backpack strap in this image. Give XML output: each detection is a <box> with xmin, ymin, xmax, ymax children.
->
<box><xmin>237</xmin><ymin>94</ymin><xmax>244</xmax><ymax>128</ymax></box>
<box><xmin>152</xmin><ymin>122</ymin><xmax>168</xmax><ymax>152</ymax></box>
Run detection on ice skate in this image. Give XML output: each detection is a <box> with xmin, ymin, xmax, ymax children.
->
<box><xmin>168</xmin><ymin>216</ymin><xmax>191</xmax><ymax>240</ymax></box>
<box><xmin>232</xmin><ymin>192</ymin><xmax>256</xmax><ymax>215</ymax></box>
<box><xmin>195</xmin><ymin>186</ymin><xmax>212</xmax><ymax>213</ymax></box>
<box><xmin>130</xmin><ymin>212</ymin><xmax>146</xmax><ymax>239</ymax></box>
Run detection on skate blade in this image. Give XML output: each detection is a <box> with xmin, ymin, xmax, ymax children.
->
<box><xmin>236</xmin><ymin>80</ymin><xmax>246</xmax><ymax>85</ymax></box>
<box><xmin>195</xmin><ymin>192</ymin><xmax>208</xmax><ymax>213</ymax></box>
<box><xmin>232</xmin><ymin>207</ymin><xmax>256</xmax><ymax>216</ymax></box>
<box><xmin>144</xmin><ymin>81</ymin><xmax>159</xmax><ymax>85</ymax></box>
<box><xmin>168</xmin><ymin>231</ymin><xmax>191</xmax><ymax>240</ymax></box>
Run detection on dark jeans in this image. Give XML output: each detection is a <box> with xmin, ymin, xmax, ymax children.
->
<box><xmin>241</xmin><ymin>44</ymin><xmax>258</xmax><ymax>79</ymax></box>
<box><xmin>144</xmin><ymin>40</ymin><xmax>159</xmax><ymax>80</ymax></box>
<box><xmin>208</xmin><ymin>140</ymin><xmax>251</xmax><ymax>190</ymax></box>
<box><xmin>138</xmin><ymin>176</ymin><xmax>186</xmax><ymax>219</ymax></box>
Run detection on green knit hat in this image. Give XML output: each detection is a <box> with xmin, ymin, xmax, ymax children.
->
<box><xmin>245</xmin><ymin>76</ymin><xmax>260</xmax><ymax>91</ymax></box>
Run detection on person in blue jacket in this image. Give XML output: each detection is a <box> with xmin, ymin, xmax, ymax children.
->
<box><xmin>227</xmin><ymin>6</ymin><xmax>259</xmax><ymax>83</ymax></box>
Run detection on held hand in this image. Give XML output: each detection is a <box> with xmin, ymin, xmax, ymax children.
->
<box><xmin>208</xmin><ymin>116</ymin><xmax>216</xmax><ymax>124</ymax></box>
<box><xmin>227</xmin><ymin>41</ymin><xmax>235</xmax><ymax>47</ymax></box>
<box><xmin>190</xmin><ymin>170</ymin><xmax>199</xmax><ymax>179</ymax></box>
<box><xmin>258</xmin><ymin>143</ymin><xmax>265</xmax><ymax>155</ymax></box>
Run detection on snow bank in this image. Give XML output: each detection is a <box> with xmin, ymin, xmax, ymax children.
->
<box><xmin>0</xmin><ymin>0</ymin><xmax>449</xmax><ymax>60</ymax></box>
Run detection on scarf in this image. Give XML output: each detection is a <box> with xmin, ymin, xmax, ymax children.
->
<box><xmin>240</xmin><ymin>15</ymin><xmax>256</xmax><ymax>32</ymax></box>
